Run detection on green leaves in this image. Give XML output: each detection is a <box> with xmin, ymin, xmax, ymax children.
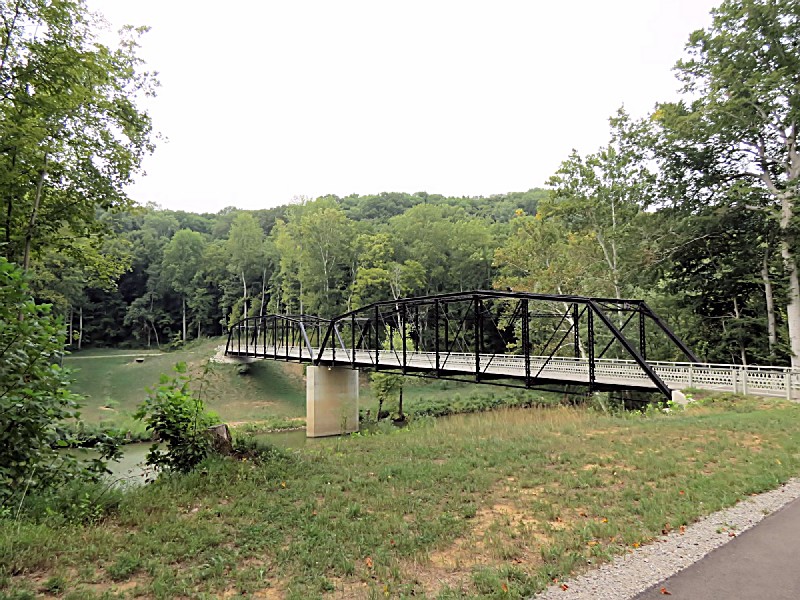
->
<box><xmin>0</xmin><ymin>257</ymin><xmax>118</xmax><ymax>504</ymax></box>
<box><xmin>134</xmin><ymin>362</ymin><xmax>217</xmax><ymax>474</ymax></box>
<box><xmin>0</xmin><ymin>0</ymin><xmax>156</xmax><ymax>271</ymax></box>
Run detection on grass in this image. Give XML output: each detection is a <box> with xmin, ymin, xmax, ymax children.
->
<box><xmin>4</xmin><ymin>395</ymin><xmax>800</xmax><ymax>598</ymax></box>
<box><xmin>65</xmin><ymin>338</ymin><xmax>307</xmax><ymax>429</ymax></box>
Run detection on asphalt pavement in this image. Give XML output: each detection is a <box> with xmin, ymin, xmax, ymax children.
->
<box><xmin>635</xmin><ymin>496</ymin><xmax>800</xmax><ymax>599</ymax></box>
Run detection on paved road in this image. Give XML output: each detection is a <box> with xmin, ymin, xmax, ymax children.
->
<box><xmin>635</xmin><ymin>496</ymin><xmax>800</xmax><ymax>599</ymax></box>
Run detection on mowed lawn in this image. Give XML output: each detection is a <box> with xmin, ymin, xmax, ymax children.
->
<box><xmin>4</xmin><ymin>396</ymin><xmax>800</xmax><ymax>599</ymax></box>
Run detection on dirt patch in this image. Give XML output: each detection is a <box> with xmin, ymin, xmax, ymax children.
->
<box><xmin>224</xmin><ymin>584</ymin><xmax>285</xmax><ymax>599</ymax></box>
<box><xmin>738</xmin><ymin>434</ymin><xmax>764</xmax><ymax>452</ymax></box>
<box><xmin>404</xmin><ymin>495</ymin><xmax>549</xmax><ymax>596</ymax></box>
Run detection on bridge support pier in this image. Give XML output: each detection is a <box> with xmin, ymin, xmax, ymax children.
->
<box><xmin>306</xmin><ymin>366</ymin><xmax>359</xmax><ymax>437</ymax></box>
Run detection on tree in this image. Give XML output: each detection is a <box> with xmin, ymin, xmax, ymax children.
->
<box><xmin>390</xmin><ymin>204</ymin><xmax>494</xmax><ymax>294</ymax></box>
<box><xmin>226</xmin><ymin>213</ymin><xmax>265</xmax><ymax>325</ymax></box>
<box><xmin>655</xmin><ymin>0</ymin><xmax>800</xmax><ymax>365</ymax></box>
<box><xmin>272</xmin><ymin>198</ymin><xmax>356</xmax><ymax>317</ymax></box>
<box><xmin>547</xmin><ymin>109</ymin><xmax>655</xmax><ymax>299</ymax></box>
<box><xmin>0</xmin><ymin>0</ymin><xmax>156</xmax><ymax>274</ymax></box>
<box><xmin>161</xmin><ymin>229</ymin><xmax>207</xmax><ymax>343</ymax></box>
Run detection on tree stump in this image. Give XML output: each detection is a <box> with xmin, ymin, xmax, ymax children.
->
<box><xmin>206</xmin><ymin>423</ymin><xmax>234</xmax><ymax>455</ymax></box>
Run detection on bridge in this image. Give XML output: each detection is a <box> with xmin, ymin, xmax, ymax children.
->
<box><xmin>224</xmin><ymin>290</ymin><xmax>800</xmax><ymax>436</ymax></box>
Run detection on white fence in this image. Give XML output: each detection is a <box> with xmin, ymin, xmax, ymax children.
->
<box><xmin>228</xmin><ymin>345</ymin><xmax>800</xmax><ymax>400</ymax></box>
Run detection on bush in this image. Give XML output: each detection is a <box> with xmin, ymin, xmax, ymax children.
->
<box><xmin>0</xmin><ymin>258</ymin><xmax>120</xmax><ymax>506</ymax></box>
<box><xmin>134</xmin><ymin>362</ymin><xmax>218</xmax><ymax>474</ymax></box>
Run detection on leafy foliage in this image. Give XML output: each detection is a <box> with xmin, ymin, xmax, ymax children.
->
<box><xmin>0</xmin><ymin>258</ymin><xmax>118</xmax><ymax>505</ymax></box>
<box><xmin>134</xmin><ymin>362</ymin><xmax>218</xmax><ymax>474</ymax></box>
<box><xmin>0</xmin><ymin>0</ymin><xmax>157</xmax><ymax>271</ymax></box>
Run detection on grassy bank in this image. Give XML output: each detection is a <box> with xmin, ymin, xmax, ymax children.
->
<box><xmin>3</xmin><ymin>395</ymin><xmax>800</xmax><ymax>599</ymax></box>
<box><xmin>64</xmin><ymin>339</ymin><xmax>307</xmax><ymax>432</ymax></box>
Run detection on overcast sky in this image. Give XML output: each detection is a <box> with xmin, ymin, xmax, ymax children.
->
<box><xmin>88</xmin><ymin>1</ymin><xmax>720</xmax><ymax>214</ymax></box>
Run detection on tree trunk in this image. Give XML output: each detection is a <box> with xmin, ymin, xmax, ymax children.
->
<box><xmin>182</xmin><ymin>295</ymin><xmax>187</xmax><ymax>343</ymax></box>
<box><xmin>150</xmin><ymin>320</ymin><xmax>160</xmax><ymax>348</ymax></box>
<box><xmin>78</xmin><ymin>305</ymin><xmax>83</xmax><ymax>350</ymax></box>
<box><xmin>398</xmin><ymin>386</ymin><xmax>404</xmax><ymax>420</ymax></box>
<box><xmin>22</xmin><ymin>161</ymin><xmax>47</xmax><ymax>272</ymax></box>
<box><xmin>780</xmin><ymin>193</ymin><xmax>800</xmax><ymax>367</ymax></box>
<box><xmin>761</xmin><ymin>247</ymin><xmax>777</xmax><ymax>358</ymax></box>
<box><xmin>147</xmin><ymin>294</ymin><xmax>154</xmax><ymax>347</ymax></box>
<box><xmin>241</xmin><ymin>270</ymin><xmax>248</xmax><ymax>324</ymax></box>
<box><xmin>68</xmin><ymin>305</ymin><xmax>73</xmax><ymax>347</ymax></box>
<box><xmin>259</xmin><ymin>268</ymin><xmax>267</xmax><ymax>318</ymax></box>
<box><xmin>732</xmin><ymin>296</ymin><xmax>747</xmax><ymax>366</ymax></box>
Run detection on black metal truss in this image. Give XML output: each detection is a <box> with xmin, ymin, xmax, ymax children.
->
<box><xmin>225</xmin><ymin>290</ymin><xmax>700</xmax><ymax>400</ymax></box>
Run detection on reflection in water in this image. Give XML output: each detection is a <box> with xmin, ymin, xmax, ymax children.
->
<box><xmin>251</xmin><ymin>428</ymin><xmax>310</xmax><ymax>449</ymax></box>
<box><xmin>67</xmin><ymin>442</ymin><xmax>156</xmax><ymax>486</ymax></box>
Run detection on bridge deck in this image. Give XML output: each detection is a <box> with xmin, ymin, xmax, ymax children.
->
<box><xmin>225</xmin><ymin>345</ymin><xmax>800</xmax><ymax>400</ymax></box>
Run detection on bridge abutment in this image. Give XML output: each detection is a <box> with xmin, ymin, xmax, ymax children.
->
<box><xmin>306</xmin><ymin>366</ymin><xmax>360</xmax><ymax>437</ymax></box>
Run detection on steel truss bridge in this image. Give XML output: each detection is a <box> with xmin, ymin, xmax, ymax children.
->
<box><xmin>225</xmin><ymin>290</ymin><xmax>800</xmax><ymax>401</ymax></box>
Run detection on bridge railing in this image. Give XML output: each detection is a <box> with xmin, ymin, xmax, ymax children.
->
<box><xmin>225</xmin><ymin>314</ymin><xmax>331</xmax><ymax>361</ymax></box>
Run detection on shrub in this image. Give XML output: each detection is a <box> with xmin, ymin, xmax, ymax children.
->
<box><xmin>0</xmin><ymin>258</ymin><xmax>120</xmax><ymax>506</ymax></box>
<box><xmin>134</xmin><ymin>362</ymin><xmax>218</xmax><ymax>474</ymax></box>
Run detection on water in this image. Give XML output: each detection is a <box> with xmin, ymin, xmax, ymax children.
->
<box><xmin>251</xmin><ymin>428</ymin><xmax>310</xmax><ymax>449</ymax></box>
<box><xmin>68</xmin><ymin>442</ymin><xmax>155</xmax><ymax>486</ymax></box>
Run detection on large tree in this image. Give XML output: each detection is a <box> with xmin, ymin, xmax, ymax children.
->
<box><xmin>656</xmin><ymin>0</ymin><xmax>800</xmax><ymax>365</ymax></box>
<box><xmin>547</xmin><ymin>109</ymin><xmax>656</xmax><ymax>300</ymax></box>
<box><xmin>0</xmin><ymin>0</ymin><xmax>156</xmax><ymax>272</ymax></box>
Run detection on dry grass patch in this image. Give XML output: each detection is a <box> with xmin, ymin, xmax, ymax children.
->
<box><xmin>407</xmin><ymin>486</ymin><xmax>554</xmax><ymax>596</ymax></box>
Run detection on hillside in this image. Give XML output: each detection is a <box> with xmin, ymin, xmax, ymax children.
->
<box><xmin>65</xmin><ymin>339</ymin><xmax>306</xmax><ymax>428</ymax></box>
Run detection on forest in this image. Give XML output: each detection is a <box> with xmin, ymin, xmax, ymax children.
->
<box><xmin>12</xmin><ymin>129</ymin><xmax>791</xmax><ymax>368</ymax></box>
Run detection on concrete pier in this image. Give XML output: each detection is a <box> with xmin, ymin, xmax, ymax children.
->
<box><xmin>306</xmin><ymin>366</ymin><xmax>359</xmax><ymax>437</ymax></box>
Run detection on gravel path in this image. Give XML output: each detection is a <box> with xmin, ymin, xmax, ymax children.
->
<box><xmin>533</xmin><ymin>478</ymin><xmax>800</xmax><ymax>600</ymax></box>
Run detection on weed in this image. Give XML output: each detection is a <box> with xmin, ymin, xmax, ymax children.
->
<box><xmin>41</xmin><ymin>575</ymin><xmax>66</xmax><ymax>594</ymax></box>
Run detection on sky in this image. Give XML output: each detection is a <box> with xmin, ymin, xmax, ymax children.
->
<box><xmin>88</xmin><ymin>0</ymin><xmax>721</xmax><ymax>214</ymax></box>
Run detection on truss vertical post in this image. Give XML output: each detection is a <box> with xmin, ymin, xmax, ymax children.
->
<box><xmin>434</xmin><ymin>299</ymin><xmax>441</xmax><ymax>375</ymax></box>
<box><xmin>573</xmin><ymin>303</ymin><xmax>579</xmax><ymax>358</ymax></box>
<box><xmin>401</xmin><ymin>304</ymin><xmax>407</xmax><ymax>373</ymax></box>
<box><xmin>273</xmin><ymin>318</ymin><xmax>277</xmax><ymax>358</ymax></box>
<box><xmin>444</xmin><ymin>303</ymin><xmax>449</xmax><ymax>354</ymax></box>
<box><xmin>414</xmin><ymin>304</ymin><xmax>420</xmax><ymax>351</ymax></box>
<box><xmin>351</xmin><ymin>315</ymin><xmax>356</xmax><ymax>367</ymax></box>
<box><xmin>474</xmin><ymin>295</ymin><xmax>482</xmax><ymax>381</ymax></box>
<box><xmin>639</xmin><ymin>309</ymin><xmax>646</xmax><ymax>361</ymax></box>
<box><xmin>522</xmin><ymin>299</ymin><xmax>530</xmax><ymax>387</ymax></box>
<box><xmin>587</xmin><ymin>307</ymin><xmax>595</xmax><ymax>391</ymax></box>
<box><xmin>374</xmin><ymin>304</ymin><xmax>380</xmax><ymax>369</ymax></box>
